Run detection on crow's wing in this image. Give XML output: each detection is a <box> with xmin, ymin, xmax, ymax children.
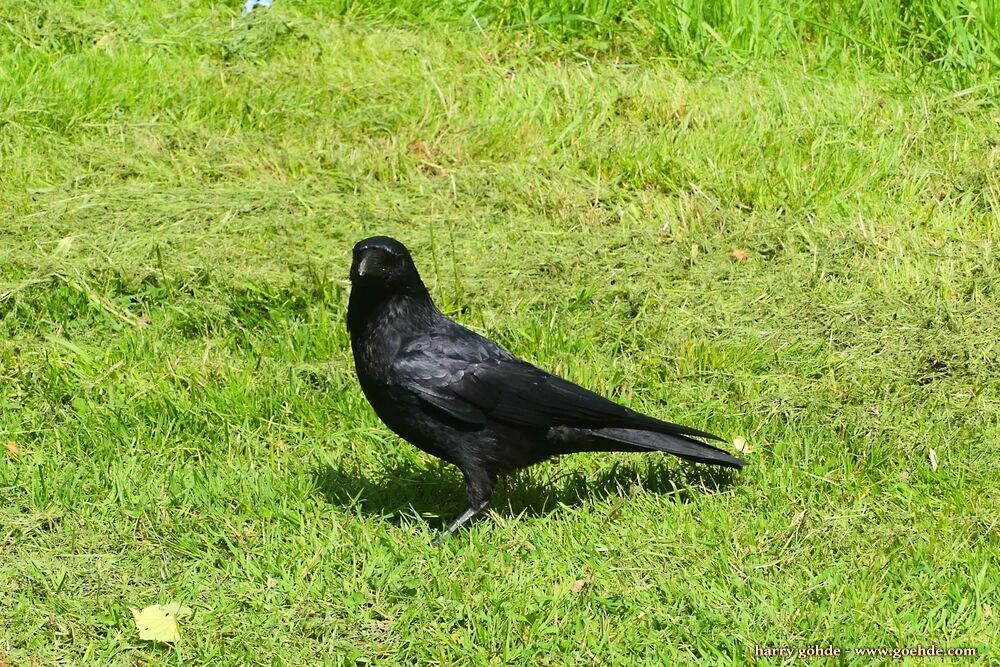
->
<box><xmin>395</xmin><ymin>329</ymin><xmax>721</xmax><ymax>441</ymax></box>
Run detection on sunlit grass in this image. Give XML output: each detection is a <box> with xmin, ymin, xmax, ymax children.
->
<box><xmin>1</xmin><ymin>2</ymin><xmax>998</xmax><ymax>664</ymax></box>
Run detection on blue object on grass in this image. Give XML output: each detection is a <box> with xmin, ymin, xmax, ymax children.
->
<box><xmin>242</xmin><ymin>0</ymin><xmax>273</xmax><ymax>16</ymax></box>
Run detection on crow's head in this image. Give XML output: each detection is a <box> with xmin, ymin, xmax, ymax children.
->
<box><xmin>350</xmin><ymin>236</ymin><xmax>422</xmax><ymax>292</ymax></box>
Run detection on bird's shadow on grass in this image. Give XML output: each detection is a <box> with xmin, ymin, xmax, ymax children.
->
<box><xmin>312</xmin><ymin>456</ymin><xmax>741</xmax><ymax>529</ymax></box>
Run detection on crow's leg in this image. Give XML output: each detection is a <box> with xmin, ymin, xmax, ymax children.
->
<box><xmin>435</xmin><ymin>502</ymin><xmax>488</xmax><ymax>543</ymax></box>
<box><xmin>433</xmin><ymin>467</ymin><xmax>496</xmax><ymax>545</ymax></box>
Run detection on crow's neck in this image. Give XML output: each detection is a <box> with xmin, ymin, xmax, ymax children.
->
<box><xmin>348</xmin><ymin>283</ymin><xmax>439</xmax><ymax>345</ymax></box>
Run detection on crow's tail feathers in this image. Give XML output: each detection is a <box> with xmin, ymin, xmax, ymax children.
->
<box><xmin>590</xmin><ymin>427</ymin><xmax>747</xmax><ymax>469</ymax></box>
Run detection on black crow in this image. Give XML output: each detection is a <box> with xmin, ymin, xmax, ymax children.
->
<box><xmin>347</xmin><ymin>236</ymin><xmax>746</xmax><ymax>541</ymax></box>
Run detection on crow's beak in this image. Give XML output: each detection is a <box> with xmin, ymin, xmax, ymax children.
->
<box><xmin>352</xmin><ymin>249</ymin><xmax>386</xmax><ymax>281</ymax></box>
<box><xmin>356</xmin><ymin>252</ymin><xmax>376</xmax><ymax>278</ymax></box>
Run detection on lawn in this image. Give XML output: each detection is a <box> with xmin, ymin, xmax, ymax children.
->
<box><xmin>1</xmin><ymin>1</ymin><xmax>998</xmax><ymax>664</ymax></box>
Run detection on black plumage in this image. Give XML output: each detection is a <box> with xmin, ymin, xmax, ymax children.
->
<box><xmin>347</xmin><ymin>236</ymin><xmax>746</xmax><ymax>541</ymax></box>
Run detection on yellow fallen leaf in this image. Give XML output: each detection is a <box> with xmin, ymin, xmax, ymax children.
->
<box><xmin>569</xmin><ymin>578</ymin><xmax>590</xmax><ymax>593</ymax></box>
<box><xmin>733</xmin><ymin>436</ymin><xmax>753</xmax><ymax>454</ymax></box>
<box><xmin>54</xmin><ymin>236</ymin><xmax>74</xmax><ymax>256</ymax></box>
<box><xmin>731</xmin><ymin>248</ymin><xmax>750</xmax><ymax>262</ymax></box>
<box><xmin>4</xmin><ymin>441</ymin><xmax>17</xmax><ymax>456</ymax></box>
<box><xmin>790</xmin><ymin>510</ymin><xmax>805</xmax><ymax>528</ymax></box>
<box><xmin>131</xmin><ymin>603</ymin><xmax>192</xmax><ymax>643</ymax></box>
<box><xmin>929</xmin><ymin>448</ymin><xmax>939</xmax><ymax>472</ymax></box>
<box><xmin>96</xmin><ymin>32</ymin><xmax>116</xmax><ymax>48</ymax></box>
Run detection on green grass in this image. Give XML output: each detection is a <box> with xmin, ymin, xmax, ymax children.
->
<box><xmin>1</xmin><ymin>1</ymin><xmax>999</xmax><ymax>664</ymax></box>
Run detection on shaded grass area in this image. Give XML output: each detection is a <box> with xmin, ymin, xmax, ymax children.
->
<box><xmin>3</xmin><ymin>0</ymin><xmax>998</xmax><ymax>88</ymax></box>
<box><xmin>1</xmin><ymin>2</ymin><xmax>999</xmax><ymax>664</ymax></box>
<box><xmin>336</xmin><ymin>0</ymin><xmax>1000</xmax><ymax>87</ymax></box>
